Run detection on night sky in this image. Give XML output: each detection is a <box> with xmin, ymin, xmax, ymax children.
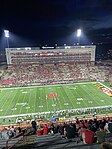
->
<box><xmin>0</xmin><ymin>0</ymin><xmax>112</xmax><ymax>61</ymax></box>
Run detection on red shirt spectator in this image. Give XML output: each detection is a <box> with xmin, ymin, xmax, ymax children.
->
<box><xmin>43</xmin><ymin>125</ymin><xmax>49</xmax><ymax>135</ymax></box>
<box><xmin>84</xmin><ymin>120</ymin><xmax>88</xmax><ymax>128</ymax></box>
<box><xmin>2</xmin><ymin>127</ymin><xmax>7</xmax><ymax>131</ymax></box>
<box><xmin>78</xmin><ymin>122</ymin><xmax>84</xmax><ymax>127</ymax></box>
<box><xmin>82</xmin><ymin>128</ymin><xmax>94</xmax><ymax>144</ymax></box>
<box><xmin>37</xmin><ymin>128</ymin><xmax>43</xmax><ymax>136</ymax></box>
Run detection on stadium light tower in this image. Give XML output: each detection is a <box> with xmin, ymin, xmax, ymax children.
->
<box><xmin>76</xmin><ymin>29</ymin><xmax>82</xmax><ymax>45</ymax></box>
<box><xmin>4</xmin><ymin>30</ymin><xmax>9</xmax><ymax>48</ymax></box>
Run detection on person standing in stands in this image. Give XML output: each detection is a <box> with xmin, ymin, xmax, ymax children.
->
<box><xmin>10</xmin><ymin>126</ymin><xmax>16</xmax><ymax>136</ymax></box>
<box><xmin>37</xmin><ymin>125</ymin><xmax>43</xmax><ymax>136</ymax></box>
<box><xmin>82</xmin><ymin>125</ymin><xmax>94</xmax><ymax>144</ymax></box>
<box><xmin>7</xmin><ymin>126</ymin><xmax>14</xmax><ymax>138</ymax></box>
<box><xmin>16</xmin><ymin>127</ymin><xmax>21</xmax><ymax>134</ymax></box>
<box><xmin>108</xmin><ymin>120</ymin><xmax>112</xmax><ymax>133</ymax></box>
<box><xmin>59</xmin><ymin>122</ymin><xmax>66</xmax><ymax>135</ymax></box>
<box><xmin>96</xmin><ymin>124</ymin><xmax>106</xmax><ymax>143</ymax></box>
<box><xmin>43</xmin><ymin>124</ymin><xmax>49</xmax><ymax>135</ymax></box>
<box><xmin>65</xmin><ymin>123</ymin><xmax>76</xmax><ymax>139</ymax></box>
<box><xmin>2</xmin><ymin>127</ymin><xmax>7</xmax><ymax>131</ymax></box>
<box><xmin>31</xmin><ymin>119</ymin><xmax>37</xmax><ymax>134</ymax></box>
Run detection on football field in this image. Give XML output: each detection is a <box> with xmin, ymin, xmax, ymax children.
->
<box><xmin>0</xmin><ymin>82</ymin><xmax>112</xmax><ymax>118</ymax></box>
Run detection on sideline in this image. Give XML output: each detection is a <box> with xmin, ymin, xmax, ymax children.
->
<box><xmin>0</xmin><ymin>81</ymin><xmax>96</xmax><ymax>90</ymax></box>
<box><xmin>0</xmin><ymin>105</ymin><xmax>112</xmax><ymax>119</ymax></box>
<box><xmin>98</xmin><ymin>82</ymin><xmax>112</xmax><ymax>91</ymax></box>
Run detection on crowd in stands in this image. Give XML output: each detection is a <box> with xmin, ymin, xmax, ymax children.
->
<box><xmin>29</xmin><ymin>117</ymin><xmax>112</xmax><ymax>145</ymax></box>
<box><xmin>1</xmin><ymin>116</ymin><xmax>112</xmax><ymax>148</ymax></box>
<box><xmin>0</xmin><ymin>125</ymin><xmax>25</xmax><ymax>140</ymax></box>
<box><xmin>0</xmin><ymin>62</ymin><xmax>111</xmax><ymax>86</ymax></box>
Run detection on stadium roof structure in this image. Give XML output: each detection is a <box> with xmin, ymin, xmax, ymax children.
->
<box><xmin>5</xmin><ymin>45</ymin><xmax>96</xmax><ymax>65</ymax></box>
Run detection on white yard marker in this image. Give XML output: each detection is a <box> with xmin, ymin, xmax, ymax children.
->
<box><xmin>77</xmin><ymin>102</ymin><xmax>81</xmax><ymax>104</ymax></box>
<box><xmin>52</xmin><ymin>104</ymin><xmax>56</xmax><ymax>107</ymax></box>
<box><xmin>26</xmin><ymin>107</ymin><xmax>30</xmax><ymax>109</ymax></box>
<box><xmin>38</xmin><ymin>105</ymin><xmax>43</xmax><ymax>108</ymax></box>
<box><xmin>88</xmin><ymin>101</ymin><xmax>93</xmax><ymax>103</ymax></box>
<box><xmin>11</xmin><ymin>108</ymin><xmax>17</xmax><ymax>111</ymax></box>
<box><xmin>100</xmin><ymin>100</ymin><xmax>104</xmax><ymax>102</ymax></box>
<box><xmin>64</xmin><ymin>103</ymin><xmax>68</xmax><ymax>106</ymax></box>
<box><xmin>77</xmin><ymin>98</ymin><xmax>83</xmax><ymax>101</ymax></box>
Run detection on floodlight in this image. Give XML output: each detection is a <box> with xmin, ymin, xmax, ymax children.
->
<box><xmin>4</xmin><ymin>30</ymin><xmax>9</xmax><ymax>38</ymax></box>
<box><xmin>77</xmin><ymin>29</ymin><xmax>82</xmax><ymax>37</ymax></box>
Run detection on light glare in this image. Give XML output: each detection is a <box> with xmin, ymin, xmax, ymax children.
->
<box><xmin>77</xmin><ymin>29</ymin><xmax>82</xmax><ymax>37</ymax></box>
<box><xmin>4</xmin><ymin>30</ymin><xmax>9</xmax><ymax>38</ymax></box>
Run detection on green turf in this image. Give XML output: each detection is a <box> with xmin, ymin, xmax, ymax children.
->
<box><xmin>0</xmin><ymin>81</ymin><xmax>112</xmax><ymax>119</ymax></box>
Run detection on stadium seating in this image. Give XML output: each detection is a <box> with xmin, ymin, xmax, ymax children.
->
<box><xmin>0</xmin><ymin>63</ymin><xmax>111</xmax><ymax>86</ymax></box>
<box><xmin>0</xmin><ymin>116</ymin><xmax>112</xmax><ymax>148</ymax></box>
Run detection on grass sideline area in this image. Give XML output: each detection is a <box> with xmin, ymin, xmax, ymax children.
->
<box><xmin>0</xmin><ymin>81</ymin><xmax>112</xmax><ymax>124</ymax></box>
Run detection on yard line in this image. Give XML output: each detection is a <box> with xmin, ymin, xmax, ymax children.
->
<box><xmin>85</xmin><ymin>84</ymin><xmax>102</xmax><ymax>107</ymax></box>
<box><xmin>72</xmin><ymin>85</ymin><xmax>84</xmax><ymax>109</ymax></box>
<box><xmin>0</xmin><ymin>91</ymin><xmax>9</xmax><ymax>105</ymax></box>
<box><xmin>35</xmin><ymin>87</ymin><xmax>40</xmax><ymax>113</ymax></box>
<box><xmin>64</xmin><ymin>86</ymin><xmax>76</xmax><ymax>109</ymax></box>
<box><xmin>55</xmin><ymin>86</ymin><xmax>62</xmax><ymax>111</ymax></box>
<box><xmin>19</xmin><ymin>90</ymin><xmax>27</xmax><ymax>114</ymax></box>
<box><xmin>45</xmin><ymin>87</ymin><xmax>53</xmax><ymax>112</ymax></box>
<box><xmin>44</xmin><ymin>88</ymin><xmax>48</xmax><ymax>112</ymax></box>
<box><xmin>50</xmin><ymin>87</ymin><xmax>56</xmax><ymax>112</ymax></box>
<box><xmin>39</xmin><ymin>88</ymin><xmax>42</xmax><ymax>113</ymax></box>
<box><xmin>26</xmin><ymin>89</ymin><xmax>32</xmax><ymax>114</ymax></box>
<box><xmin>62</xmin><ymin>86</ymin><xmax>74</xmax><ymax>110</ymax></box>
<box><xmin>5</xmin><ymin>90</ymin><xmax>19</xmax><ymax>116</ymax></box>
<box><xmin>12</xmin><ymin>90</ymin><xmax>23</xmax><ymax>115</ymax></box>
<box><xmin>53</xmin><ymin>86</ymin><xmax>60</xmax><ymax>111</ymax></box>
<box><xmin>0</xmin><ymin>91</ymin><xmax>16</xmax><ymax>116</ymax></box>
<box><xmin>98</xmin><ymin>82</ymin><xmax>112</xmax><ymax>91</ymax></box>
<box><xmin>77</xmin><ymin>85</ymin><xmax>90</xmax><ymax>109</ymax></box>
<box><xmin>41</xmin><ymin>87</ymin><xmax>45</xmax><ymax>113</ymax></box>
<box><xmin>29</xmin><ymin>89</ymin><xmax>36</xmax><ymax>113</ymax></box>
<box><xmin>45</xmin><ymin>88</ymin><xmax>49</xmax><ymax>113</ymax></box>
<box><xmin>60</xmin><ymin>86</ymin><xmax>68</xmax><ymax>108</ymax></box>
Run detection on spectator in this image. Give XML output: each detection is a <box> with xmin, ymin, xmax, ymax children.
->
<box><xmin>1</xmin><ymin>130</ymin><xmax>9</xmax><ymax>140</ymax></box>
<box><xmin>53</xmin><ymin>124</ymin><xmax>59</xmax><ymax>134</ymax></box>
<box><xmin>10</xmin><ymin>126</ymin><xmax>16</xmax><ymax>135</ymax></box>
<box><xmin>37</xmin><ymin>126</ymin><xmax>43</xmax><ymax>136</ymax></box>
<box><xmin>43</xmin><ymin>124</ymin><xmax>49</xmax><ymax>135</ymax></box>
<box><xmin>84</xmin><ymin>120</ymin><xmax>88</xmax><ymax>128</ymax></box>
<box><xmin>16</xmin><ymin>127</ymin><xmax>22</xmax><ymax>134</ymax></box>
<box><xmin>108</xmin><ymin>120</ymin><xmax>112</xmax><ymax>133</ymax></box>
<box><xmin>31</xmin><ymin>119</ymin><xmax>37</xmax><ymax>134</ymax></box>
<box><xmin>7</xmin><ymin>128</ymin><xmax>14</xmax><ymax>138</ymax></box>
<box><xmin>49</xmin><ymin>123</ymin><xmax>55</xmax><ymax>134</ymax></box>
<box><xmin>96</xmin><ymin>123</ymin><xmax>106</xmax><ymax>143</ymax></box>
<box><xmin>78</xmin><ymin>126</ymin><xmax>86</xmax><ymax>142</ymax></box>
<box><xmin>2</xmin><ymin>127</ymin><xmax>7</xmax><ymax>131</ymax></box>
<box><xmin>58</xmin><ymin>123</ymin><xmax>65</xmax><ymax>135</ymax></box>
<box><xmin>82</xmin><ymin>125</ymin><xmax>94</xmax><ymax>144</ymax></box>
<box><xmin>101</xmin><ymin>142</ymin><xmax>112</xmax><ymax>149</ymax></box>
<box><xmin>65</xmin><ymin>123</ymin><xmax>76</xmax><ymax>139</ymax></box>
